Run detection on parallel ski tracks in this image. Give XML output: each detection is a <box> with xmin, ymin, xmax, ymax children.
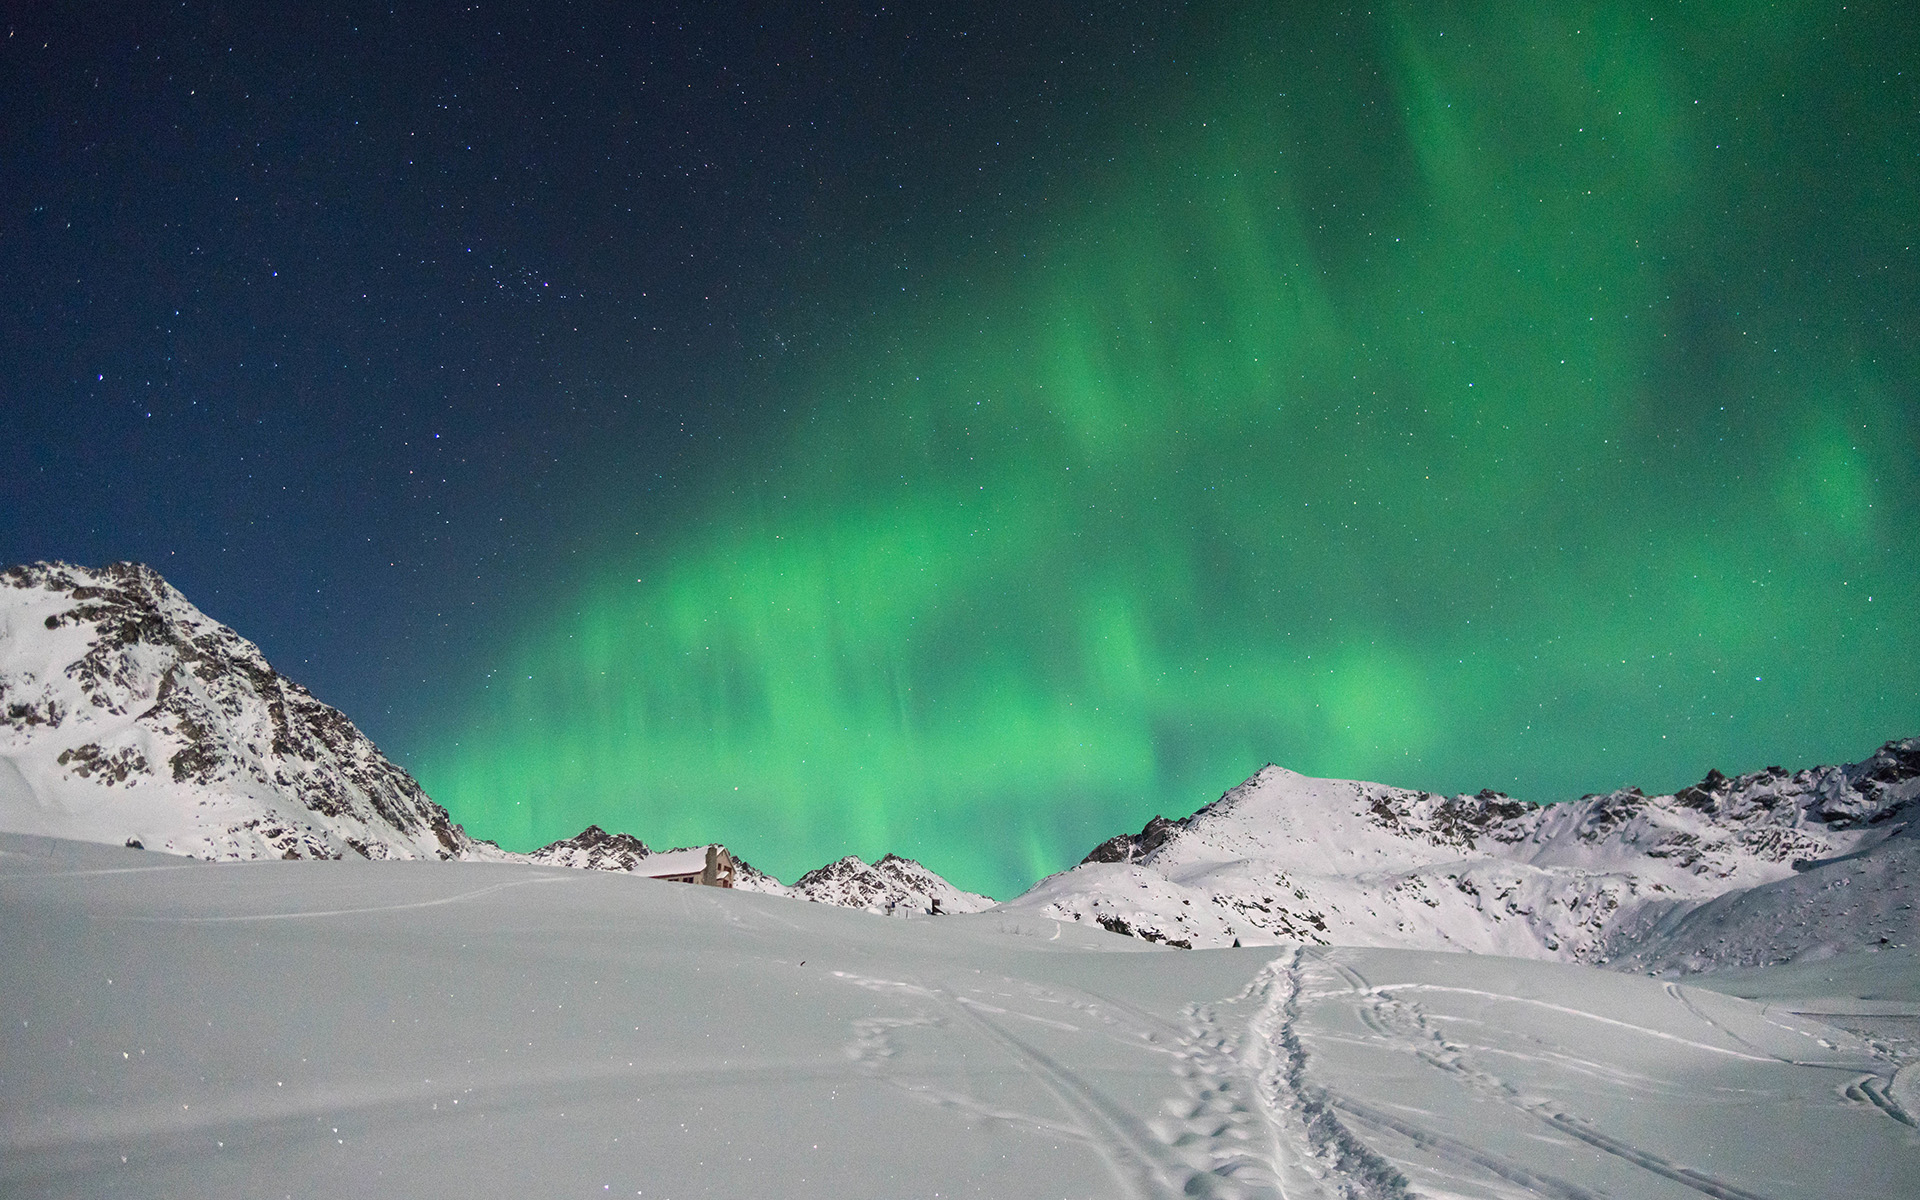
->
<box><xmin>835</xmin><ymin>948</ymin><xmax>1889</xmax><ymax>1200</ymax></box>
<box><xmin>835</xmin><ymin>959</ymin><xmax>1386</xmax><ymax>1199</ymax></box>
<box><xmin>1304</xmin><ymin>950</ymin><xmax>1787</xmax><ymax>1200</ymax></box>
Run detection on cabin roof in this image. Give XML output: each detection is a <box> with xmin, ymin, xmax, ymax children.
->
<box><xmin>640</xmin><ymin>847</ymin><xmax>723</xmax><ymax>878</ymax></box>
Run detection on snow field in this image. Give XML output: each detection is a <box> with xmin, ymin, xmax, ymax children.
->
<box><xmin>3</xmin><ymin>833</ymin><xmax>1914</xmax><ymax>1199</ymax></box>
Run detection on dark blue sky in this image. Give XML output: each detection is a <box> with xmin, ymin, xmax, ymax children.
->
<box><xmin>3</xmin><ymin>1</ymin><xmax>1175</xmax><ymax>740</ymax></box>
<box><xmin>7</xmin><ymin>4</ymin><xmax>1917</xmax><ymax>891</ymax></box>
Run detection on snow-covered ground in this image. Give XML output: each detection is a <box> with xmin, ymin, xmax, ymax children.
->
<box><xmin>5</xmin><ymin>832</ymin><xmax>1913</xmax><ymax>1199</ymax></box>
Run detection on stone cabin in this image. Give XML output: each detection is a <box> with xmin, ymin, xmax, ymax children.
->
<box><xmin>641</xmin><ymin>844</ymin><xmax>735</xmax><ymax>888</ymax></box>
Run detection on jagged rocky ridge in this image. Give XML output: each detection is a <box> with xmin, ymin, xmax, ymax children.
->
<box><xmin>524</xmin><ymin>824</ymin><xmax>988</xmax><ymax>913</ymax></box>
<box><xmin>1003</xmin><ymin>741</ymin><xmax>1920</xmax><ymax>969</ymax></box>
<box><xmin>0</xmin><ymin>561</ymin><xmax>989</xmax><ymax>908</ymax></box>
<box><xmin>526</xmin><ymin>824</ymin><xmax>790</xmax><ymax>894</ymax></box>
<box><xmin>525</xmin><ymin>824</ymin><xmax>655</xmax><ymax>872</ymax></box>
<box><xmin>788</xmin><ymin>852</ymin><xmax>996</xmax><ymax>915</ymax></box>
<box><xmin>0</xmin><ymin>561</ymin><xmax>479</xmax><ymax>860</ymax></box>
<box><xmin>9</xmin><ymin>560</ymin><xmax>1915</xmax><ymax>963</ymax></box>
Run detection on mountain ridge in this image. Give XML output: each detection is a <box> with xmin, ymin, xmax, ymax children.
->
<box><xmin>0</xmin><ymin>561</ymin><xmax>985</xmax><ymax>910</ymax></box>
<box><xmin>5</xmin><ymin>559</ymin><xmax>1914</xmax><ymax>966</ymax></box>
<box><xmin>0</xmin><ymin>560</ymin><xmax>475</xmax><ymax>861</ymax></box>
<box><xmin>1003</xmin><ymin>740</ymin><xmax>1919</xmax><ymax>970</ymax></box>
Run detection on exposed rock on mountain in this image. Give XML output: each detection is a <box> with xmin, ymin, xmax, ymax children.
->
<box><xmin>1614</xmin><ymin>821</ymin><xmax>1920</xmax><ymax>974</ymax></box>
<box><xmin>1081</xmin><ymin>814</ymin><xmax>1184</xmax><ymax>864</ymax></box>
<box><xmin>0</xmin><ymin>561</ymin><xmax>480</xmax><ymax>861</ymax></box>
<box><xmin>0</xmin><ymin>560</ymin><xmax>994</xmax><ymax>912</ymax></box>
<box><xmin>526</xmin><ymin>824</ymin><xmax>653</xmax><ymax>872</ymax></box>
<box><xmin>11</xmin><ymin>562</ymin><xmax>1911</xmax><ymax>966</ymax></box>
<box><xmin>1611</xmin><ymin>740</ymin><xmax>1920</xmax><ymax>973</ymax></box>
<box><xmin>718</xmin><ymin>854</ymin><xmax>790</xmax><ymax>894</ymax></box>
<box><xmin>791</xmin><ymin>852</ymin><xmax>996</xmax><ymax>916</ymax></box>
<box><xmin>513</xmin><ymin>837</ymin><xmax>988</xmax><ymax>912</ymax></box>
<box><xmin>1006</xmin><ymin>741</ymin><xmax>1920</xmax><ymax>969</ymax></box>
<box><xmin>523</xmin><ymin>825</ymin><xmax>790</xmax><ymax>893</ymax></box>
<box><xmin>518</xmin><ymin>827</ymin><xmax>987</xmax><ymax>911</ymax></box>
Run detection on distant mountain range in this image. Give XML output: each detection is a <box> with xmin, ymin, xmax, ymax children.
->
<box><xmin>2</xmin><ymin>560</ymin><xmax>1912</xmax><ymax>971</ymax></box>
<box><xmin>0</xmin><ymin>560</ymin><xmax>989</xmax><ymax>916</ymax></box>
<box><xmin>520</xmin><ymin>823</ymin><xmax>992</xmax><ymax>914</ymax></box>
<box><xmin>1009</xmin><ymin>742</ymin><xmax>1918</xmax><ymax>973</ymax></box>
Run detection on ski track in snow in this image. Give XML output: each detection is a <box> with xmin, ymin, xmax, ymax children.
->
<box><xmin>835</xmin><ymin>953</ymin><xmax>1419</xmax><ymax>1199</ymax></box>
<box><xmin>830</xmin><ymin>947</ymin><xmax>1915</xmax><ymax>1199</ymax></box>
<box><xmin>0</xmin><ymin>861</ymin><xmax>201</xmax><ymax>881</ymax></box>
<box><xmin>1354</xmin><ymin>982</ymin><xmax>1781</xmax><ymax>1063</ymax></box>
<box><xmin>1170</xmin><ymin>950</ymin><xmax>1408</xmax><ymax>1199</ymax></box>
<box><xmin>1659</xmin><ymin>982</ymin><xmax>1859</xmax><ymax>1069</ymax></box>
<box><xmin>835</xmin><ymin>967</ymin><xmax>1194</xmax><ymax>1199</ymax></box>
<box><xmin>1844</xmin><ymin>1072</ymin><xmax>1917</xmax><ymax>1129</ymax></box>
<box><xmin>1304</xmin><ymin>954</ymin><xmax>1798</xmax><ymax>1200</ymax></box>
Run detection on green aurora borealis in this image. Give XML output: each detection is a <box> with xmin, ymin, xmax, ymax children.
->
<box><xmin>413</xmin><ymin>4</ymin><xmax>1918</xmax><ymax>897</ymax></box>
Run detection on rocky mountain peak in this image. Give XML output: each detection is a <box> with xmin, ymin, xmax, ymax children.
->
<box><xmin>1081</xmin><ymin>814</ymin><xmax>1185</xmax><ymax>864</ymax></box>
<box><xmin>527</xmin><ymin>825</ymin><xmax>653</xmax><ymax>871</ymax></box>
<box><xmin>792</xmin><ymin>852</ymin><xmax>996</xmax><ymax>916</ymax></box>
<box><xmin>1</xmin><ymin>560</ymin><xmax>473</xmax><ymax>860</ymax></box>
<box><xmin>1009</xmin><ymin>738</ymin><xmax>1920</xmax><ymax>969</ymax></box>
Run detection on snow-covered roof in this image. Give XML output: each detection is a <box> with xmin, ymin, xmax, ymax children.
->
<box><xmin>640</xmin><ymin>847</ymin><xmax>718</xmax><ymax>878</ymax></box>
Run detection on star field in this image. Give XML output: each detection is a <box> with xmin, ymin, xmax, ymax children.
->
<box><xmin>5</xmin><ymin>3</ymin><xmax>1916</xmax><ymax>896</ymax></box>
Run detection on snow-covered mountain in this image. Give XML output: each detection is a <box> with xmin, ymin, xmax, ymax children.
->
<box><xmin>9</xmin><ymin>559</ymin><xmax>1913</xmax><ymax>965</ymax></box>
<box><xmin>525</xmin><ymin>824</ymin><xmax>989</xmax><ymax>913</ymax></box>
<box><xmin>525</xmin><ymin>824</ymin><xmax>792</xmax><ymax>892</ymax></box>
<box><xmin>1615</xmin><ymin>798</ymin><xmax>1920</xmax><ymax>974</ymax></box>
<box><xmin>0</xmin><ymin>561</ymin><xmax>481</xmax><ymax>861</ymax></box>
<box><xmin>523</xmin><ymin>823</ymin><xmax>654</xmax><ymax>871</ymax></box>
<box><xmin>1006</xmin><ymin>741</ymin><xmax>1920</xmax><ymax>969</ymax></box>
<box><xmin>0</xmin><ymin>561</ymin><xmax>988</xmax><ymax>910</ymax></box>
<box><xmin>789</xmin><ymin>852</ymin><xmax>997</xmax><ymax>915</ymax></box>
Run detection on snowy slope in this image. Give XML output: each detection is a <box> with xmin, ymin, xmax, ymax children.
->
<box><xmin>1008</xmin><ymin>744</ymin><xmax>1920</xmax><ymax>966</ymax></box>
<box><xmin>790</xmin><ymin>852</ymin><xmax>997</xmax><ymax>915</ymax></box>
<box><xmin>3</xmin><ymin>832</ymin><xmax>1912</xmax><ymax>1200</ymax></box>
<box><xmin>0</xmin><ymin>561</ymin><xmax>479</xmax><ymax>861</ymax></box>
<box><xmin>1619</xmin><ymin>818</ymin><xmax>1920</xmax><ymax>975</ymax></box>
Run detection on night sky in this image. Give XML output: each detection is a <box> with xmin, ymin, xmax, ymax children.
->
<box><xmin>5</xmin><ymin>3</ymin><xmax>1916</xmax><ymax>897</ymax></box>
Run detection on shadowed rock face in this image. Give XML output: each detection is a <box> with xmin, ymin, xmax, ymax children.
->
<box><xmin>1</xmin><ymin>560</ymin><xmax>474</xmax><ymax>861</ymax></box>
<box><xmin>1082</xmin><ymin>814</ymin><xmax>1184</xmax><ymax>864</ymax></box>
